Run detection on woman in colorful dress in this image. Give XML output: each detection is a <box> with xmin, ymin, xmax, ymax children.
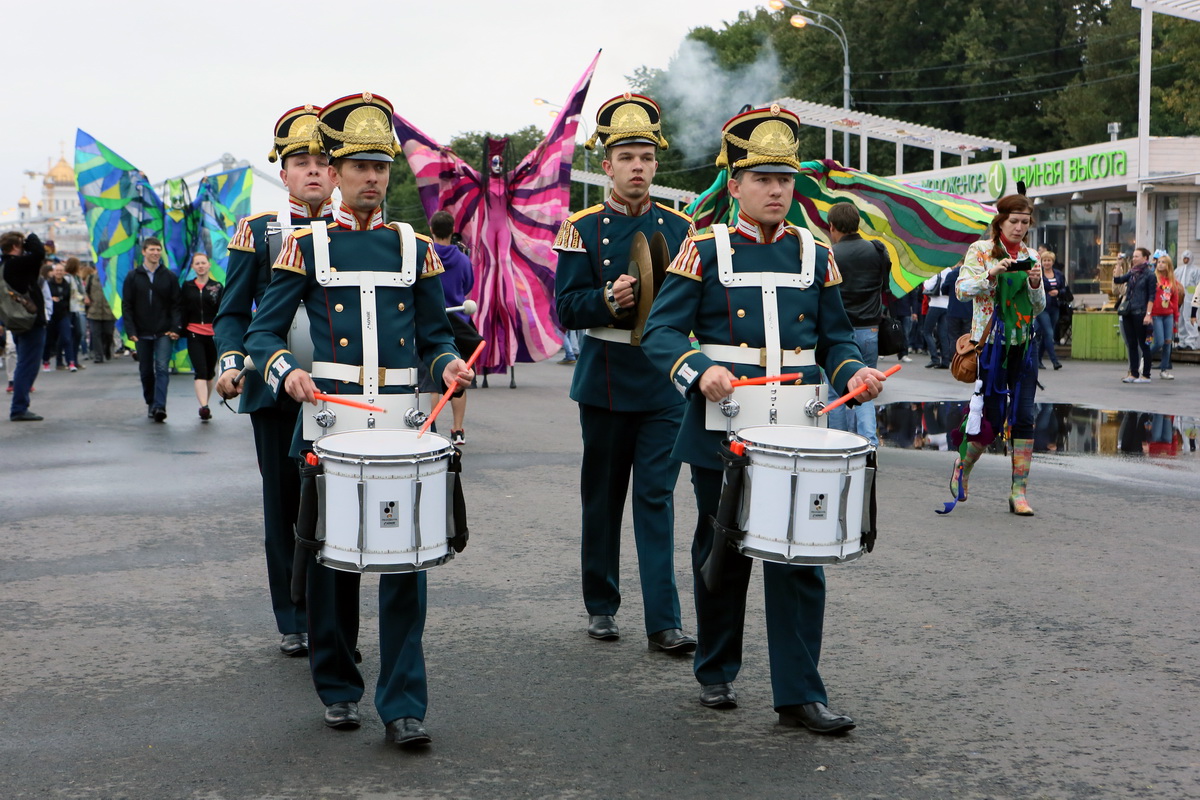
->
<box><xmin>947</xmin><ymin>194</ymin><xmax>1046</xmax><ymax>516</ymax></box>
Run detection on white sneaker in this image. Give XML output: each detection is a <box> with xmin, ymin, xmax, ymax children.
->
<box><xmin>1122</xmin><ymin>376</ymin><xmax>1136</xmax><ymax>383</ymax></box>
<box><xmin>1133</xmin><ymin>377</ymin><xmax>1152</xmax><ymax>383</ymax></box>
<box><xmin>1162</xmin><ymin>371</ymin><xmax>1174</xmax><ymax>380</ymax></box>
<box><xmin>901</xmin><ymin>355</ymin><xmax>913</xmax><ymax>363</ymax></box>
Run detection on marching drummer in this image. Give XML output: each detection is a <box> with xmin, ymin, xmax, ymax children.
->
<box><xmin>213</xmin><ymin>103</ymin><xmax>335</xmax><ymax>659</ymax></box>
<box><xmin>641</xmin><ymin>106</ymin><xmax>888</xmax><ymax>734</ymax></box>
<box><xmin>553</xmin><ymin>93</ymin><xmax>697</xmax><ymax>653</ymax></box>
<box><xmin>245</xmin><ymin>92</ymin><xmax>473</xmax><ymax>749</ymax></box>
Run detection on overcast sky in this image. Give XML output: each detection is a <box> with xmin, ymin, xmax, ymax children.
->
<box><xmin>3</xmin><ymin>0</ymin><xmax>753</xmax><ymax>218</ymax></box>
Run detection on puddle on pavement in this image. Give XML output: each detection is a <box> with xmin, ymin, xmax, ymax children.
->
<box><xmin>875</xmin><ymin>402</ymin><xmax>1200</xmax><ymax>464</ymax></box>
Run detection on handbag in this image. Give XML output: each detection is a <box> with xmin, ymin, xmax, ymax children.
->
<box><xmin>950</xmin><ymin>314</ymin><xmax>995</xmax><ymax>383</ymax></box>
<box><xmin>0</xmin><ymin>275</ymin><xmax>38</xmax><ymax>335</ymax></box>
<box><xmin>877</xmin><ymin>306</ymin><xmax>905</xmax><ymax>356</ymax></box>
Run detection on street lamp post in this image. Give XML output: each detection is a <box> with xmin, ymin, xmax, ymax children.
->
<box><xmin>770</xmin><ymin>1</ymin><xmax>852</xmax><ymax>166</ymax></box>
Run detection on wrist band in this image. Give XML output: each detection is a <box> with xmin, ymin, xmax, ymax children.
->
<box><xmin>604</xmin><ymin>281</ymin><xmax>621</xmax><ymax>316</ymax></box>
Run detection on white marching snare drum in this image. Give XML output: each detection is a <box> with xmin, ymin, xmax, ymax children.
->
<box><xmin>313</xmin><ymin>430</ymin><xmax>454</xmax><ymax>573</ymax></box>
<box><xmin>733</xmin><ymin>425</ymin><xmax>875</xmax><ymax>565</ymax></box>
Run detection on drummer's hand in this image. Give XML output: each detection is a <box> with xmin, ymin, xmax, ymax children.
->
<box><xmin>697</xmin><ymin>365</ymin><xmax>736</xmax><ymax>403</ymax></box>
<box><xmin>215</xmin><ymin>368</ymin><xmax>243</xmax><ymax>400</ymax></box>
<box><xmin>283</xmin><ymin>368</ymin><xmax>318</xmax><ymax>405</ymax></box>
<box><xmin>612</xmin><ymin>274</ymin><xmax>638</xmax><ymax>309</ymax></box>
<box><xmin>442</xmin><ymin>358</ymin><xmax>474</xmax><ymax>391</ymax></box>
<box><xmin>846</xmin><ymin>366</ymin><xmax>888</xmax><ymax>402</ymax></box>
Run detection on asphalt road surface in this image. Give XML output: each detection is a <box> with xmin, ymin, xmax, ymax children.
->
<box><xmin>2</xmin><ymin>354</ymin><xmax>1198</xmax><ymax>799</ymax></box>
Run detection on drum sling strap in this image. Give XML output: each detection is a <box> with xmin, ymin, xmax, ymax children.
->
<box><xmin>701</xmin><ymin>438</ymin><xmax>752</xmax><ymax>593</ymax></box>
<box><xmin>447</xmin><ymin>448</ymin><xmax>469</xmax><ymax>553</ymax></box>
<box><xmin>291</xmin><ymin>458</ymin><xmax>324</xmax><ymax>606</ymax></box>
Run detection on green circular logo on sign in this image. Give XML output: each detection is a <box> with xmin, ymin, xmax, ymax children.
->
<box><xmin>987</xmin><ymin>162</ymin><xmax>1007</xmax><ymax>198</ymax></box>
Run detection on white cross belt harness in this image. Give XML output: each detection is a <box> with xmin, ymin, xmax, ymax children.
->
<box><xmin>703</xmin><ymin>223</ymin><xmax>825</xmax><ymax>432</ymax></box>
<box><xmin>293</xmin><ymin>220</ymin><xmax>425</xmax><ymax>440</ymax></box>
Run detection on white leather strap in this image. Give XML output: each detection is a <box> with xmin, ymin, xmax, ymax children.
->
<box><xmin>760</xmin><ymin>271</ymin><xmax>782</xmax><ymax>376</ymax></box>
<box><xmin>311</xmin><ymin>361</ymin><xmax>418</xmax><ymax>387</ymax></box>
<box><xmin>700</xmin><ymin>344</ymin><xmax>816</xmax><ymax>368</ymax></box>
<box><xmin>713</xmin><ymin>223</ymin><xmax>816</xmax><ymax>289</ymax></box>
<box><xmin>585</xmin><ymin>327</ymin><xmax>632</xmax><ymax>345</ymax></box>
<box><xmin>311</xmin><ymin>220</ymin><xmax>331</xmax><ymax>283</ymax></box>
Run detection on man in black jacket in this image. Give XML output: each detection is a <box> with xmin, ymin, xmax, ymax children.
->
<box><xmin>2</xmin><ymin>231</ymin><xmax>47</xmax><ymax>421</ymax></box>
<box><xmin>826</xmin><ymin>202</ymin><xmax>890</xmax><ymax>446</ymax></box>
<box><xmin>121</xmin><ymin>237</ymin><xmax>181</xmax><ymax>422</ymax></box>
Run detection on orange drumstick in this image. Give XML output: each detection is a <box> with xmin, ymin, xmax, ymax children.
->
<box><xmin>418</xmin><ymin>340</ymin><xmax>487</xmax><ymax>438</ymax></box>
<box><xmin>314</xmin><ymin>392</ymin><xmax>388</xmax><ymax>413</ymax></box>
<box><xmin>730</xmin><ymin>372</ymin><xmax>802</xmax><ymax>388</ymax></box>
<box><xmin>817</xmin><ymin>364</ymin><xmax>902</xmax><ymax>416</ymax></box>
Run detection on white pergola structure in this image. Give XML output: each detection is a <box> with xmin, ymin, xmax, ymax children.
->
<box><xmin>1131</xmin><ymin>0</ymin><xmax>1200</xmax><ymax>244</ymax></box>
<box><xmin>773</xmin><ymin>97</ymin><xmax>1015</xmax><ymax>173</ymax></box>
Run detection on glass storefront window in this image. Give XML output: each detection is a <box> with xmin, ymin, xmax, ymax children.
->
<box><xmin>1070</xmin><ymin>202</ymin><xmax>1103</xmax><ymax>294</ymax></box>
<box><xmin>1037</xmin><ymin>206</ymin><xmax>1067</xmax><ymax>268</ymax></box>
<box><xmin>1104</xmin><ymin>199</ymin><xmax>1135</xmax><ymax>258</ymax></box>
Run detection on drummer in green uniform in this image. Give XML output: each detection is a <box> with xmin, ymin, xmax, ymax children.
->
<box><xmin>553</xmin><ymin>93</ymin><xmax>696</xmax><ymax>653</ymax></box>
<box><xmin>641</xmin><ymin>106</ymin><xmax>889</xmax><ymax>733</ymax></box>
<box><xmin>245</xmin><ymin>92</ymin><xmax>473</xmax><ymax>749</ymax></box>
<box><xmin>214</xmin><ymin>104</ymin><xmax>334</xmax><ymax>658</ymax></box>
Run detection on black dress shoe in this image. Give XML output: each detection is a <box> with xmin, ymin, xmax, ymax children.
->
<box><xmin>10</xmin><ymin>411</ymin><xmax>43</xmax><ymax>421</ymax></box>
<box><xmin>699</xmin><ymin>682</ymin><xmax>738</xmax><ymax>709</ymax></box>
<box><xmin>323</xmin><ymin>701</ymin><xmax>361</xmax><ymax>730</ymax></box>
<box><xmin>385</xmin><ymin>717</ymin><xmax>431</xmax><ymax>747</ymax></box>
<box><xmin>647</xmin><ymin>628</ymin><xmax>697</xmax><ymax>655</ymax></box>
<box><xmin>587</xmin><ymin>615</ymin><xmax>619</xmax><ymax>640</ymax></box>
<box><xmin>778</xmin><ymin>702</ymin><xmax>855</xmax><ymax>735</ymax></box>
<box><xmin>279</xmin><ymin>633</ymin><xmax>308</xmax><ymax>657</ymax></box>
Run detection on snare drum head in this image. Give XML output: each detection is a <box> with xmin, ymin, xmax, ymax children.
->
<box><xmin>736</xmin><ymin>425</ymin><xmax>872</xmax><ymax>455</ymax></box>
<box><xmin>314</xmin><ymin>429</ymin><xmax>451</xmax><ymax>458</ymax></box>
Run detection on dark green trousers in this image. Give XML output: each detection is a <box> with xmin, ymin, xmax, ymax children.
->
<box><xmin>578</xmin><ymin>403</ymin><xmax>683</xmax><ymax>636</ymax></box>
<box><xmin>690</xmin><ymin>466</ymin><xmax>829</xmax><ymax>710</ymax></box>
<box><xmin>250</xmin><ymin>403</ymin><xmax>304</xmax><ymax>635</ymax></box>
<box><xmin>306</xmin><ymin>563</ymin><xmax>428</xmax><ymax>724</ymax></box>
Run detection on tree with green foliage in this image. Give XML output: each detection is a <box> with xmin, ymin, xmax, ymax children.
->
<box><xmin>632</xmin><ymin>0</ymin><xmax>1199</xmax><ymax>184</ymax></box>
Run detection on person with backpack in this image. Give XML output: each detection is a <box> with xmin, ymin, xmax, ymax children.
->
<box><xmin>1</xmin><ymin>231</ymin><xmax>47</xmax><ymax>421</ymax></box>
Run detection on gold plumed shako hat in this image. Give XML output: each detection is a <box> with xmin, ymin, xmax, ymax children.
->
<box><xmin>716</xmin><ymin>104</ymin><xmax>802</xmax><ymax>174</ymax></box>
<box><xmin>313</xmin><ymin>92</ymin><xmax>399</xmax><ymax>163</ymax></box>
<box><xmin>585</xmin><ymin>92</ymin><xmax>668</xmax><ymax>151</ymax></box>
<box><xmin>268</xmin><ymin>104</ymin><xmax>323</xmax><ymax>163</ymax></box>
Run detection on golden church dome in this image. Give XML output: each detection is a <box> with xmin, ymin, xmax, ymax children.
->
<box><xmin>45</xmin><ymin>157</ymin><xmax>75</xmax><ymax>186</ymax></box>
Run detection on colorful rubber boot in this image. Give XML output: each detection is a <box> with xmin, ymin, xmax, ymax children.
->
<box><xmin>1008</xmin><ymin>438</ymin><xmax>1035</xmax><ymax>516</ymax></box>
<box><xmin>950</xmin><ymin>441</ymin><xmax>986</xmax><ymax>501</ymax></box>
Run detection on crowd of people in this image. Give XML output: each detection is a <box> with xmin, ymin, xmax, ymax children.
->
<box><xmin>1</xmin><ymin>83</ymin><xmax>1194</xmax><ymax>763</ymax></box>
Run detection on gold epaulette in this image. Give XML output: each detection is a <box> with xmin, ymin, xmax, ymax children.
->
<box><xmin>566</xmin><ymin>204</ymin><xmax>605</xmax><ymax>224</ymax></box>
<box><xmin>291</xmin><ymin>228</ymin><xmax>314</xmax><ymax>239</ymax></box>
<box><xmin>655</xmin><ymin>202</ymin><xmax>693</xmax><ymax>224</ymax></box>
<box><xmin>689</xmin><ymin>231</ymin><xmax>717</xmax><ymax>243</ymax></box>
<box><xmin>413</xmin><ymin>231</ymin><xmax>433</xmax><ymax>243</ymax></box>
<box><xmin>244</xmin><ymin>211</ymin><xmax>276</xmax><ymax>223</ymax></box>
<box><xmin>553</xmin><ymin>219</ymin><xmax>584</xmax><ymax>252</ymax></box>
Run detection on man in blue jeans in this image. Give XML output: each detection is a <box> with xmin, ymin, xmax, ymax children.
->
<box><xmin>121</xmin><ymin>238</ymin><xmax>182</xmax><ymax>422</ymax></box>
<box><xmin>826</xmin><ymin>202</ymin><xmax>889</xmax><ymax>446</ymax></box>
<box><xmin>2</xmin><ymin>231</ymin><xmax>47</xmax><ymax>421</ymax></box>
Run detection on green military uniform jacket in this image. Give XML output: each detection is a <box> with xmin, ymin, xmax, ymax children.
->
<box><xmin>214</xmin><ymin>197</ymin><xmax>334</xmax><ymax>413</ymax></box>
<box><xmin>642</xmin><ymin>214</ymin><xmax>867</xmax><ymax>470</ymax></box>
<box><xmin>244</xmin><ymin>204</ymin><xmax>459</xmax><ymax>432</ymax></box>
<box><xmin>554</xmin><ymin>194</ymin><xmax>692</xmax><ymax>412</ymax></box>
